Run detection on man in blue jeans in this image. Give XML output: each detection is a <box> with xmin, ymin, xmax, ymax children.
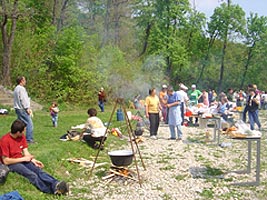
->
<box><xmin>13</xmin><ymin>76</ymin><xmax>34</xmax><ymax>143</ymax></box>
<box><xmin>0</xmin><ymin>119</ymin><xmax>69</xmax><ymax>195</ymax></box>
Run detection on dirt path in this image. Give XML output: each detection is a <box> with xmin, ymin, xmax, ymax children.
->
<box><xmin>69</xmin><ymin>120</ymin><xmax>267</xmax><ymax>200</ymax></box>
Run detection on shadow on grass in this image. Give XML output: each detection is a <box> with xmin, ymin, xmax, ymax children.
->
<box><xmin>189</xmin><ymin>165</ymin><xmax>225</xmax><ymax>179</ymax></box>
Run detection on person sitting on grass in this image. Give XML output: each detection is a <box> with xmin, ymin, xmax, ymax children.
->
<box><xmin>80</xmin><ymin>108</ymin><xmax>107</xmax><ymax>150</ymax></box>
<box><xmin>0</xmin><ymin>119</ymin><xmax>69</xmax><ymax>195</ymax></box>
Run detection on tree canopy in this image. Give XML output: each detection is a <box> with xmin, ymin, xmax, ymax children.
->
<box><xmin>1</xmin><ymin>0</ymin><xmax>267</xmax><ymax>104</ymax></box>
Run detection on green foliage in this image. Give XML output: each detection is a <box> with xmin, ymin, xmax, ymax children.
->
<box><xmin>1</xmin><ymin>0</ymin><xmax>267</xmax><ymax>105</ymax></box>
<box><xmin>208</xmin><ymin>2</ymin><xmax>246</xmax><ymax>41</ymax></box>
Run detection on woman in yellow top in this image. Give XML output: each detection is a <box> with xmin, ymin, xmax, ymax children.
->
<box><xmin>145</xmin><ymin>88</ymin><xmax>162</xmax><ymax>139</ymax></box>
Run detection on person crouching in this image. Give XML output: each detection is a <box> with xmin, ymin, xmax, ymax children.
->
<box><xmin>80</xmin><ymin>108</ymin><xmax>107</xmax><ymax>150</ymax></box>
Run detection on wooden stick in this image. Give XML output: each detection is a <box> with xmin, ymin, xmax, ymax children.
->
<box><xmin>109</xmin><ymin>169</ymin><xmax>139</xmax><ymax>182</ymax></box>
<box><xmin>89</xmin><ymin>100</ymin><xmax>118</xmax><ymax>178</ymax></box>
<box><xmin>104</xmin><ymin>177</ymin><xmax>114</xmax><ymax>185</ymax></box>
<box><xmin>102</xmin><ymin>173</ymin><xmax>115</xmax><ymax>180</ymax></box>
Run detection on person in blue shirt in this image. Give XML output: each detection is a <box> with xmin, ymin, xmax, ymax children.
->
<box><xmin>167</xmin><ymin>86</ymin><xmax>183</xmax><ymax>140</ymax></box>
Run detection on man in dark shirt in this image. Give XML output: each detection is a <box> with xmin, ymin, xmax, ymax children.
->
<box><xmin>247</xmin><ymin>89</ymin><xmax>261</xmax><ymax>130</ymax></box>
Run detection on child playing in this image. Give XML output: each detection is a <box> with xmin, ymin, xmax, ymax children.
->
<box><xmin>49</xmin><ymin>102</ymin><xmax>59</xmax><ymax>127</ymax></box>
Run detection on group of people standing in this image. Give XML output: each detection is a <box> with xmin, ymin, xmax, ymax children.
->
<box><xmin>144</xmin><ymin>82</ymin><xmax>263</xmax><ymax>140</ymax></box>
<box><xmin>145</xmin><ymin>84</ymin><xmax>187</xmax><ymax>141</ymax></box>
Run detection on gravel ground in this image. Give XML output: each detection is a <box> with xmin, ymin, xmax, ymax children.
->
<box><xmin>68</xmin><ymin>120</ymin><xmax>267</xmax><ymax>200</ymax></box>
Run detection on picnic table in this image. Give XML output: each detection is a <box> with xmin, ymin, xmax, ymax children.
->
<box><xmin>230</xmin><ymin>136</ymin><xmax>261</xmax><ymax>186</ymax></box>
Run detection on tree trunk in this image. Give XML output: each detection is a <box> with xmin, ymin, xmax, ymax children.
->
<box><xmin>165</xmin><ymin>1</ymin><xmax>172</xmax><ymax>77</ymax></box>
<box><xmin>57</xmin><ymin>0</ymin><xmax>69</xmax><ymax>31</ymax></box>
<box><xmin>139</xmin><ymin>22</ymin><xmax>151</xmax><ymax>57</ymax></box>
<box><xmin>240</xmin><ymin>44</ymin><xmax>254</xmax><ymax>89</ymax></box>
<box><xmin>102</xmin><ymin>0</ymin><xmax>111</xmax><ymax>47</ymax></box>
<box><xmin>1</xmin><ymin>0</ymin><xmax>19</xmax><ymax>86</ymax></box>
<box><xmin>113</xmin><ymin>0</ymin><xmax>120</xmax><ymax>46</ymax></box>
<box><xmin>218</xmin><ymin>0</ymin><xmax>230</xmax><ymax>93</ymax></box>
<box><xmin>218</xmin><ymin>40</ymin><xmax>227</xmax><ymax>93</ymax></box>
<box><xmin>197</xmin><ymin>32</ymin><xmax>218</xmax><ymax>84</ymax></box>
<box><xmin>52</xmin><ymin>0</ymin><xmax>58</xmax><ymax>25</ymax></box>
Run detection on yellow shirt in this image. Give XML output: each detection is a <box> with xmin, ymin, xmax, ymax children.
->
<box><xmin>159</xmin><ymin>91</ymin><xmax>167</xmax><ymax>105</ymax></box>
<box><xmin>145</xmin><ymin>95</ymin><xmax>160</xmax><ymax>113</ymax></box>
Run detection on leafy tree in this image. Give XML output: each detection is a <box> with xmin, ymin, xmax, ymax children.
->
<box><xmin>0</xmin><ymin>0</ymin><xmax>19</xmax><ymax>86</ymax></box>
<box><xmin>240</xmin><ymin>13</ymin><xmax>267</xmax><ymax>89</ymax></box>
<box><xmin>134</xmin><ymin>0</ymin><xmax>191</xmax><ymax>83</ymax></box>
<box><xmin>208</xmin><ymin>1</ymin><xmax>246</xmax><ymax>92</ymax></box>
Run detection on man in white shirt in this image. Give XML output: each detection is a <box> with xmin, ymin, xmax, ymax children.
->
<box><xmin>176</xmin><ymin>84</ymin><xmax>189</xmax><ymax>125</ymax></box>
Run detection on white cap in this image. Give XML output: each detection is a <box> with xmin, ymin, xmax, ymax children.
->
<box><xmin>191</xmin><ymin>84</ymin><xmax>196</xmax><ymax>88</ymax></box>
<box><xmin>162</xmin><ymin>84</ymin><xmax>168</xmax><ymax>89</ymax></box>
<box><xmin>180</xmin><ymin>84</ymin><xmax>188</xmax><ymax>90</ymax></box>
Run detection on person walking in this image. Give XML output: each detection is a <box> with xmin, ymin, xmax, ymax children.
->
<box><xmin>98</xmin><ymin>87</ymin><xmax>106</xmax><ymax>112</ymax></box>
<box><xmin>145</xmin><ymin>88</ymin><xmax>161</xmax><ymax>139</ymax></box>
<box><xmin>247</xmin><ymin>88</ymin><xmax>261</xmax><ymax>130</ymax></box>
<box><xmin>13</xmin><ymin>76</ymin><xmax>34</xmax><ymax>143</ymax></box>
<box><xmin>167</xmin><ymin>86</ymin><xmax>183</xmax><ymax>140</ymax></box>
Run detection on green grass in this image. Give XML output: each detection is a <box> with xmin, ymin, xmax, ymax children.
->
<box><xmin>199</xmin><ymin>188</ymin><xmax>214</xmax><ymax>199</ymax></box>
<box><xmin>0</xmin><ymin>105</ymin><xmax>130</xmax><ymax>199</ymax></box>
<box><xmin>174</xmin><ymin>174</ymin><xmax>187</xmax><ymax>181</ymax></box>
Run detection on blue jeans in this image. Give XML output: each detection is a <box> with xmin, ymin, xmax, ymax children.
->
<box><xmin>15</xmin><ymin>109</ymin><xmax>34</xmax><ymax>141</ymax></box>
<box><xmin>169</xmin><ymin>125</ymin><xmax>182</xmax><ymax>139</ymax></box>
<box><xmin>98</xmin><ymin>101</ymin><xmax>104</xmax><ymax>112</ymax></box>
<box><xmin>248</xmin><ymin>110</ymin><xmax>261</xmax><ymax>130</ymax></box>
<box><xmin>8</xmin><ymin>162</ymin><xmax>59</xmax><ymax>194</ymax></box>
<box><xmin>51</xmin><ymin>114</ymin><xmax>58</xmax><ymax>127</ymax></box>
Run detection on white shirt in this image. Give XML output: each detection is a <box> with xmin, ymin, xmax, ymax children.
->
<box><xmin>176</xmin><ymin>90</ymin><xmax>189</xmax><ymax>103</ymax></box>
<box><xmin>84</xmin><ymin>116</ymin><xmax>107</xmax><ymax>137</ymax></box>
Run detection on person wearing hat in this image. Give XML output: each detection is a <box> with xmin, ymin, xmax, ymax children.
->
<box><xmin>188</xmin><ymin>84</ymin><xmax>202</xmax><ymax>106</ymax></box>
<box><xmin>188</xmin><ymin>84</ymin><xmax>202</xmax><ymax>125</ymax></box>
<box><xmin>159</xmin><ymin>84</ymin><xmax>168</xmax><ymax>123</ymax></box>
<box><xmin>98</xmin><ymin>87</ymin><xmax>106</xmax><ymax>112</ymax></box>
<box><xmin>176</xmin><ymin>83</ymin><xmax>189</xmax><ymax>125</ymax></box>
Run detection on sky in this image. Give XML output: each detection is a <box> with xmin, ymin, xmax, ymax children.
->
<box><xmin>190</xmin><ymin>0</ymin><xmax>267</xmax><ymax>19</ymax></box>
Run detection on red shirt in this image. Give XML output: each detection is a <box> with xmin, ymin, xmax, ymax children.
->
<box><xmin>0</xmin><ymin>133</ymin><xmax>28</xmax><ymax>163</ymax></box>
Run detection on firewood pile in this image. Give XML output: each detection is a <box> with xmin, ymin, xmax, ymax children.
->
<box><xmin>102</xmin><ymin>166</ymin><xmax>139</xmax><ymax>185</ymax></box>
